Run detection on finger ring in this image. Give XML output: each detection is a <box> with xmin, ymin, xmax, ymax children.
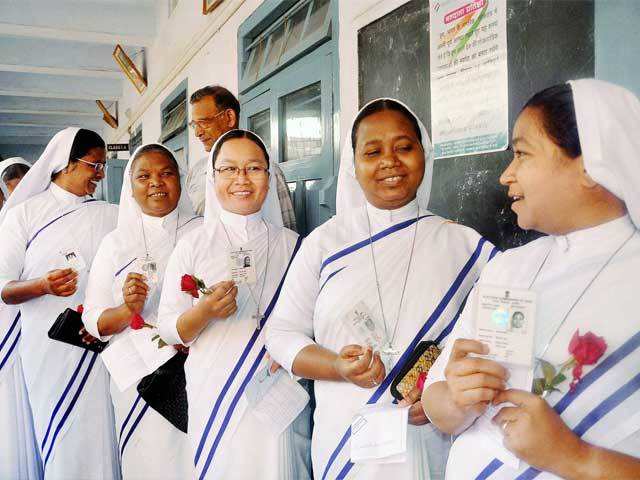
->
<box><xmin>371</xmin><ymin>379</ymin><xmax>378</xmax><ymax>386</ymax></box>
<box><xmin>501</xmin><ymin>421</ymin><xmax>509</xmax><ymax>431</ymax></box>
<box><xmin>129</xmin><ymin>286</ymin><xmax>134</xmax><ymax>294</ymax></box>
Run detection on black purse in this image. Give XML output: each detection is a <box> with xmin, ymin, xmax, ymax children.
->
<box><xmin>137</xmin><ymin>351</ymin><xmax>189</xmax><ymax>433</ymax></box>
<box><xmin>390</xmin><ymin>340</ymin><xmax>441</xmax><ymax>401</ymax></box>
<box><xmin>48</xmin><ymin>308</ymin><xmax>109</xmax><ymax>353</ymax></box>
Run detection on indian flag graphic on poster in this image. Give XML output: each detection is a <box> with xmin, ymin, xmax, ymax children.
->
<box><xmin>430</xmin><ymin>0</ymin><xmax>508</xmax><ymax>159</ymax></box>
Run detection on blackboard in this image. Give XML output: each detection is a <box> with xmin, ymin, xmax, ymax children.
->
<box><xmin>358</xmin><ymin>0</ymin><xmax>594</xmax><ymax>249</ymax></box>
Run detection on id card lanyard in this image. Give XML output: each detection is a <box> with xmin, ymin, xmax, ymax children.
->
<box><xmin>365</xmin><ymin>206</ymin><xmax>420</xmax><ymax>365</ymax></box>
<box><xmin>139</xmin><ymin>211</ymin><xmax>179</xmax><ymax>285</ymax></box>
<box><xmin>220</xmin><ymin>219</ymin><xmax>270</xmax><ymax>330</ymax></box>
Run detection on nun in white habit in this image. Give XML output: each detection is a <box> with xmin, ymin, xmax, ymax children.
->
<box><xmin>0</xmin><ymin>157</ymin><xmax>42</xmax><ymax>480</ymax></box>
<box><xmin>83</xmin><ymin>144</ymin><xmax>202</xmax><ymax>478</ymax></box>
<box><xmin>265</xmin><ymin>98</ymin><xmax>496</xmax><ymax>479</ymax></box>
<box><xmin>157</xmin><ymin>129</ymin><xmax>310</xmax><ymax>480</ymax></box>
<box><xmin>0</xmin><ymin>128</ymin><xmax>119</xmax><ymax>479</ymax></box>
<box><xmin>424</xmin><ymin>79</ymin><xmax>640</xmax><ymax>479</ymax></box>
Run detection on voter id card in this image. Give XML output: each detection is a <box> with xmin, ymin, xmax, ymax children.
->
<box><xmin>342</xmin><ymin>301</ymin><xmax>385</xmax><ymax>351</ymax></box>
<box><xmin>474</xmin><ymin>285</ymin><xmax>536</xmax><ymax>367</ymax></box>
<box><xmin>60</xmin><ymin>248</ymin><xmax>87</xmax><ymax>272</ymax></box>
<box><xmin>228</xmin><ymin>248</ymin><xmax>256</xmax><ymax>285</ymax></box>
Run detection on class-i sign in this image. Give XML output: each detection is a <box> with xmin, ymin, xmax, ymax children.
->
<box><xmin>430</xmin><ymin>0</ymin><xmax>509</xmax><ymax>159</ymax></box>
<box><xmin>107</xmin><ymin>144</ymin><xmax>130</xmax><ymax>152</ymax></box>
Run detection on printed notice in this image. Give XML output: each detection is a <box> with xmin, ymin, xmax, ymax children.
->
<box><xmin>430</xmin><ymin>0</ymin><xmax>508</xmax><ymax>158</ymax></box>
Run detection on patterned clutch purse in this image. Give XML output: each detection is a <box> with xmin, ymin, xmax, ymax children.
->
<box><xmin>390</xmin><ymin>341</ymin><xmax>441</xmax><ymax>401</ymax></box>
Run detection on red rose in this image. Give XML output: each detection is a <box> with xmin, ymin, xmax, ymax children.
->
<box><xmin>568</xmin><ymin>330</ymin><xmax>607</xmax><ymax>366</ymax></box>
<box><xmin>416</xmin><ymin>372</ymin><xmax>427</xmax><ymax>391</ymax></box>
<box><xmin>181</xmin><ymin>274</ymin><xmax>199</xmax><ymax>298</ymax></box>
<box><xmin>76</xmin><ymin>304</ymin><xmax>84</xmax><ymax>314</ymax></box>
<box><xmin>130</xmin><ymin>313</ymin><xmax>145</xmax><ymax>330</ymax></box>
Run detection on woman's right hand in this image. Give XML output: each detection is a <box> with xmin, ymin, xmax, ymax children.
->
<box><xmin>444</xmin><ymin>338</ymin><xmax>509</xmax><ymax>418</ymax></box>
<box><xmin>196</xmin><ymin>280</ymin><xmax>238</xmax><ymax>320</ymax></box>
<box><xmin>334</xmin><ymin>344</ymin><xmax>386</xmax><ymax>388</ymax></box>
<box><xmin>122</xmin><ymin>272</ymin><xmax>149</xmax><ymax>315</ymax></box>
<box><xmin>41</xmin><ymin>268</ymin><xmax>78</xmax><ymax>297</ymax></box>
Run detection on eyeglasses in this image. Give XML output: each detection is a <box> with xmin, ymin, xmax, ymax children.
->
<box><xmin>213</xmin><ymin>166</ymin><xmax>269</xmax><ymax>179</ymax></box>
<box><xmin>189</xmin><ymin>110</ymin><xmax>226</xmax><ymax>130</ymax></box>
<box><xmin>76</xmin><ymin>158</ymin><xmax>105</xmax><ymax>172</ymax></box>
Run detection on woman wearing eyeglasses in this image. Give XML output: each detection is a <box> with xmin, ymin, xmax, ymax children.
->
<box><xmin>0</xmin><ymin>128</ymin><xmax>120</xmax><ymax>479</ymax></box>
<box><xmin>158</xmin><ymin>129</ymin><xmax>311</xmax><ymax>480</ymax></box>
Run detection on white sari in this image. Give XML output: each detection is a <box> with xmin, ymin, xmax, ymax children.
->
<box><xmin>0</xmin><ymin>157</ymin><xmax>42</xmax><ymax>480</ymax></box>
<box><xmin>0</xmin><ymin>184</ymin><xmax>119</xmax><ymax>478</ymax></box>
<box><xmin>83</xmin><ymin>144</ymin><xmax>202</xmax><ymax>479</ymax></box>
<box><xmin>425</xmin><ymin>79</ymin><xmax>640</xmax><ymax>480</ymax></box>
<box><xmin>266</xmin><ymin>99</ymin><xmax>496</xmax><ymax>479</ymax></box>
<box><xmin>158</xmin><ymin>131</ymin><xmax>310</xmax><ymax>480</ymax></box>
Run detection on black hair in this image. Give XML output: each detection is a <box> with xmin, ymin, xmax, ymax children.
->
<box><xmin>211</xmin><ymin>129</ymin><xmax>270</xmax><ymax>168</ymax></box>
<box><xmin>522</xmin><ymin>83</ymin><xmax>582</xmax><ymax>158</ymax></box>
<box><xmin>190</xmin><ymin>85</ymin><xmax>240</xmax><ymax>121</ymax></box>
<box><xmin>2</xmin><ymin>163</ymin><xmax>30</xmax><ymax>184</ymax></box>
<box><xmin>351</xmin><ymin>99</ymin><xmax>423</xmax><ymax>153</ymax></box>
<box><xmin>68</xmin><ymin>129</ymin><xmax>106</xmax><ymax>163</ymax></box>
<box><xmin>130</xmin><ymin>144</ymin><xmax>180</xmax><ymax>173</ymax></box>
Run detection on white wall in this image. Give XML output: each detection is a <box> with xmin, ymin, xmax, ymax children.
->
<box><xmin>106</xmin><ymin>0</ymin><xmax>399</xmax><ymax>170</ymax></box>
<box><xmin>106</xmin><ymin>0</ymin><xmax>263</xmax><ymax>169</ymax></box>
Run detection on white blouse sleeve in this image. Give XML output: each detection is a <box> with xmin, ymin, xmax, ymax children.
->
<box><xmin>83</xmin><ymin>238</ymin><xmax>117</xmax><ymax>341</ymax></box>
<box><xmin>158</xmin><ymin>239</ymin><xmax>195</xmax><ymax>346</ymax></box>
<box><xmin>0</xmin><ymin>207</ymin><xmax>28</xmax><ymax>306</ymax></box>
<box><xmin>265</xmin><ymin>233</ymin><xmax>321</xmax><ymax>374</ymax></box>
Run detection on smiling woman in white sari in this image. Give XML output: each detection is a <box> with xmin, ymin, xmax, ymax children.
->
<box><xmin>83</xmin><ymin>143</ymin><xmax>202</xmax><ymax>479</ymax></box>
<box><xmin>0</xmin><ymin>157</ymin><xmax>42</xmax><ymax>480</ymax></box>
<box><xmin>423</xmin><ymin>79</ymin><xmax>640</xmax><ymax>479</ymax></box>
<box><xmin>0</xmin><ymin>128</ymin><xmax>119</xmax><ymax>479</ymax></box>
<box><xmin>158</xmin><ymin>129</ymin><xmax>310</xmax><ymax>480</ymax></box>
<box><xmin>265</xmin><ymin>98</ymin><xmax>496</xmax><ymax>479</ymax></box>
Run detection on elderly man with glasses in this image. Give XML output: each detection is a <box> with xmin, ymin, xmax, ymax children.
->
<box><xmin>185</xmin><ymin>85</ymin><xmax>297</xmax><ymax>231</ymax></box>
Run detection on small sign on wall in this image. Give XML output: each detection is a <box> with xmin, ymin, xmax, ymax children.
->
<box><xmin>430</xmin><ymin>0</ymin><xmax>509</xmax><ymax>159</ymax></box>
<box><xmin>107</xmin><ymin>144</ymin><xmax>130</xmax><ymax>152</ymax></box>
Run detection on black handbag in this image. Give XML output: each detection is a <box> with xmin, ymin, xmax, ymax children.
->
<box><xmin>137</xmin><ymin>351</ymin><xmax>189</xmax><ymax>433</ymax></box>
<box><xmin>48</xmin><ymin>308</ymin><xmax>109</xmax><ymax>353</ymax></box>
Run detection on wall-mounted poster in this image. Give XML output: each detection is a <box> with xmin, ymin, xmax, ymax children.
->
<box><xmin>203</xmin><ymin>0</ymin><xmax>224</xmax><ymax>15</ymax></box>
<box><xmin>430</xmin><ymin>0</ymin><xmax>508</xmax><ymax>159</ymax></box>
<box><xmin>113</xmin><ymin>45</ymin><xmax>147</xmax><ymax>95</ymax></box>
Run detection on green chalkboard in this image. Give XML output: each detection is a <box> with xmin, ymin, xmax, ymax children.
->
<box><xmin>358</xmin><ymin>0</ymin><xmax>594</xmax><ymax>249</ymax></box>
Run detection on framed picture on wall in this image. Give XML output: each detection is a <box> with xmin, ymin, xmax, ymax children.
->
<box><xmin>203</xmin><ymin>0</ymin><xmax>224</xmax><ymax>15</ymax></box>
<box><xmin>112</xmin><ymin>44</ymin><xmax>147</xmax><ymax>94</ymax></box>
<box><xmin>96</xmin><ymin>100</ymin><xmax>118</xmax><ymax>129</ymax></box>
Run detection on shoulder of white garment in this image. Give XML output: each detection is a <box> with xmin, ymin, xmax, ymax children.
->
<box><xmin>478</xmin><ymin>234</ymin><xmax>553</xmax><ymax>282</ymax></box>
<box><xmin>427</xmin><ymin>215</ymin><xmax>493</xmax><ymax>250</ymax></box>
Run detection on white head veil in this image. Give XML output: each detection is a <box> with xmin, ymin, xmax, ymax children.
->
<box><xmin>0</xmin><ymin>127</ymin><xmax>80</xmax><ymax>225</ymax></box>
<box><xmin>0</xmin><ymin>157</ymin><xmax>31</xmax><ymax>198</ymax></box>
<box><xmin>118</xmin><ymin>143</ymin><xmax>195</xmax><ymax>234</ymax></box>
<box><xmin>569</xmin><ymin>79</ymin><xmax>640</xmax><ymax>228</ymax></box>
<box><xmin>204</xmin><ymin>129</ymin><xmax>283</xmax><ymax>232</ymax></box>
<box><xmin>336</xmin><ymin>98</ymin><xmax>434</xmax><ymax>214</ymax></box>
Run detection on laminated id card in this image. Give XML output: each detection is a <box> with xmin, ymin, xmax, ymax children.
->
<box><xmin>342</xmin><ymin>301</ymin><xmax>385</xmax><ymax>351</ymax></box>
<box><xmin>228</xmin><ymin>248</ymin><xmax>257</xmax><ymax>285</ymax></box>
<box><xmin>474</xmin><ymin>286</ymin><xmax>536</xmax><ymax>367</ymax></box>
<box><xmin>60</xmin><ymin>248</ymin><xmax>87</xmax><ymax>272</ymax></box>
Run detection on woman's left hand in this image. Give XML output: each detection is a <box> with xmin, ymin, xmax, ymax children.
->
<box><xmin>399</xmin><ymin>386</ymin><xmax>430</xmax><ymax>425</ymax></box>
<box><xmin>492</xmin><ymin>389</ymin><xmax>585</xmax><ymax>474</ymax></box>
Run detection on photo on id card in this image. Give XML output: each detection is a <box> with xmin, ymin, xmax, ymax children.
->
<box><xmin>474</xmin><ymin>285</ymin><xmax>536</xmax><ymax>367</ymax></box>
<box><xmin>228</xmin><ymin>248</ymin><xmax>256</xmax><ymax>285</ymax></box>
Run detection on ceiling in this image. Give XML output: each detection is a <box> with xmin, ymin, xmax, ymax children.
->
<box><xmin>0</xmin><ymin>0</ymin><xmax>157</xmax><ymax>161</ymax></box>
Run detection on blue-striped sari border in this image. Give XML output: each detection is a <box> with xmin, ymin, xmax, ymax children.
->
<box><xmin>26</xmin><ymin>199</ymin><xmax>98</xmax><ymax>251</ymax></box>
<box><xmin>120</xmin><ymin>403</ymin><xmax>150</xmax><ymax>457</ymax></box>
<box><xmin>319</xmin><ymin>266</ymin><xmax>347</xmax><ymax>294</ymax></box>
<box><xmin>193</xmin><ymin>235</ymin><xmax>303</xmax><ymax>467</ymax></box>
<box><xmin>319</xmin><ymin>215</ymin><xmax>434</xmax><ymax>276</ymax></box>
<box><xmin>44</xmin><ymin>351</ymin><xmax>99</xmax><ymax>467</ymax></box>
<box><xmin>0</xmin><ymin>311</ymin><xmax>20</xmax><ymax>356</ymax></box>
<box><xmin>322</xmin><ymin>237</ymin><xmax>488</xmax><ymax>480</ymax></box>
<box><xmin>476</xmin><ymin>330</ymin><xmax>640</xmax><ymax>479</ymax></box>
<box><xmin>0</xmin><ymin>329</ymin><xmax>20</xmax><ymax>371</ymax></box>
